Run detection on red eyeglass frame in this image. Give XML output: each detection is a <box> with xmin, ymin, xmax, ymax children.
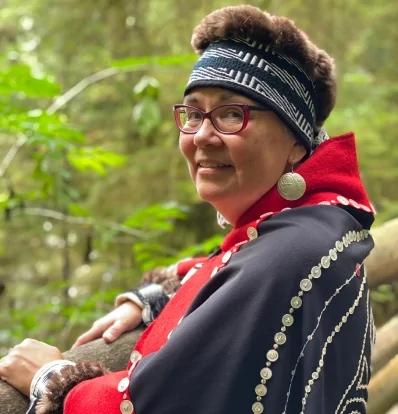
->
<box><xmin>173</xmin><ymin>103</ymin><xmax>270</xmax><ymax>134</ymax></box>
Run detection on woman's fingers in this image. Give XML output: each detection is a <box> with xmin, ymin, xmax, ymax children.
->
<box><xmin>72</xmin><ymin>302</ymin><xmax>143</xmax><ymax>348</ymax></box>
<box><xmin>72</xmin><ymin>318</ymin><xmax>113</xmax><ymax>348</ymax></box>
<box><xmin>103</xmin><ymin>318</ymin><xmax>136</xmax><ymax>343</ymax></box>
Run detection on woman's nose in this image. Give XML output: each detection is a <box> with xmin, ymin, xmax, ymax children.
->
<box><xmin>193</xmin><ymin>118</ymin><xmax>223</xmax><ymax>148</ymax></box>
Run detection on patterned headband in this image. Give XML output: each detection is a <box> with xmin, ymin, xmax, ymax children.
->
<box><xmin>185</xmin><ymin>37</ymin><xmax>329</xmax><ymax>154</ymax></box>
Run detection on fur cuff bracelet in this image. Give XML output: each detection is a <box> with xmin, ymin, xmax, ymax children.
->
<box><xmin>35</xmin><ymin>361</ymin><xmax>109</xmax><ymax>414</ymax></box>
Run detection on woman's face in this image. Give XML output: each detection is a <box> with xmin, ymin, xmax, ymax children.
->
<box><xmin>179</xmin><ymin>87</ymin><xmax>306</xmax><ymax>224</ymax></box>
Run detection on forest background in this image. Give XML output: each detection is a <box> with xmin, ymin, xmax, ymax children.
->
<box><xmin>0</xmin><ymin>0</ymin><xmax>397</xmax><ymax>357</ymax></box>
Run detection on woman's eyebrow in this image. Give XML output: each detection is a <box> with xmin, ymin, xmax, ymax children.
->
<box><xmin>218</xmin><ymin>92</ymin><xmax>238</xmax><ymax>101</ymax></box>
<box><xmin>183</xmin><ymin>95</ymin><xmax>198</xmax><ymax>104</ymax></box>
<box><xmin>183</xmin><ymin>92</ymin><xmax>238</xmax><ymax>105</ymax></box>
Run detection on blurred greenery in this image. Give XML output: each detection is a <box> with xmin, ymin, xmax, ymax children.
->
<box><xmin>0</xmin><ymin>0</ymin><xmax>397</xmax><ymax>355</ymax></box>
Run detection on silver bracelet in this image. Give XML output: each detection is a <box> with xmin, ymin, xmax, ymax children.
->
<box><xmin>30</xmin><ymin>360</ymin><xmax>76</xmax><ymax>399</ymax></box>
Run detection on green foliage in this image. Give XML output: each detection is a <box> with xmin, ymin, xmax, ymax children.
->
<box><xmin>124</xmin><ymin>202</ymin><xmax>187</xmax><ymax>230</ymax></box>
<box><xmin>68</xmin><ymin>147</ymin><xmax>127</xmax><ymax>175</ymax></box>
<box><xmin>177</xmin><ymin>234</ymin><xmax>224</xmax><ymax>259</ymax></box>
<box><xmin>0</xmin><ymin>64</ymin><xmax>60</xmax><ymax>98</ymax></box>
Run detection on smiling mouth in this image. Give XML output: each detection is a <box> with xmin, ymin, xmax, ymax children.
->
<box><xmin>198</xmin><ymin>162</ymin><xmax>233</xmax><ymax>168</ymax></box>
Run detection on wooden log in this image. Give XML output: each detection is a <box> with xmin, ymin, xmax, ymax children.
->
<box><xmin>367</xmin><ymin>354</ymin><xmax>398</xmax><ymax>414</ymax></box>
<box><xmin>372</xmin><ymin>315</ymin><xmax>398</xmax><ymax>374</ymax></box>
<box><xmin>366</xmin><ymin>217</ymin><xmax>398</xmax><ymax>288</ymax></box>
<box><xmin>0</xmin><ymin>328</ymin><xmax>144</xmax><ymax>414</ymax></box>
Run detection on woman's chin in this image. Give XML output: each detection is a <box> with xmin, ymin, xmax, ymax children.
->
<box><xmin>196</xmin><ymin>185</ymin><xmax>231</xmax><ymax>203</ymax></box>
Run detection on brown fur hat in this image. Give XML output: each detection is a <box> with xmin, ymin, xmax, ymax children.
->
<box><xmin>191</xmin><ymin>5</ymin><xmax>337</xmax><ymax>128</ymax></box>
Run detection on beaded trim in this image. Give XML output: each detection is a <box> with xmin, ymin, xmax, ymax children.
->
<box><xmin>299</xmin><ymin>276</ymin><xmax>367</xmax><ymax>413</ymax></box>
<box><xmin>335</xmin><ymin>291</ymin><xmax>370</xmax><ymax>413</ymax></box>
<box><xmin>357</xmin><ymin>356</ymin><xmax>369</xmax><ymax>391</ymax></box>
<box><xmin>340</xmin><ymin>397</ymin><xmax>367</xmax><ymax>414</ymax></box>
<box><xmin>251</xmin><ymin>229</ymin><xmax>369</xmax><ymax>414</ymax></box>
<box><xmin>282</xmin><ymin>268</ymin><xmax>365</xmax><ymax>413</ymax></box>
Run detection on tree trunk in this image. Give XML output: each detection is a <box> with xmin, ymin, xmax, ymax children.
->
<box><xmin>366</xmin><ymin>218</ymin><xmax>398</xmax><ymax>288</ymax></box>
<box><xmin>0</xmin><ymin>328</ymin><xmax>144</xmax><ymax>414</ymax></box>
<box><xmin>372</xmin><ymin>315</ymin><xmax>398</xmax><ymax>374</ymax></box>
<box><xmin>367</xmin><ymin>354</ymin><xmax>398</xmax><ymax>414</ymax></box>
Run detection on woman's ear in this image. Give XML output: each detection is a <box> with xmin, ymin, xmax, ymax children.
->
<box><xmin>288</xmin><ymin>141</ymin><xmax>307</xmax><ymax>165</ymax></box>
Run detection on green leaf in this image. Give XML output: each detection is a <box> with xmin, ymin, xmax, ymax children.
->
<box><xmin>132</xmin><ymin>97</ymin><xmax>162</xmax><ymax>137</ymax></box>
<box><xmin>68</xmin><ymin>203</ymin><xmax>91</xmax><ymax>217</ymax></box>
<box><xmin>133</xmin><ymin>76</ymin><xmax>160</xmax><ymax>99</ymax></box>
<box><xmin>0</xmin><ymin>65</ymin><xmax>61</xmax><ymax>97</ymax></box>
<box><xmin>178</xmin><ymin>234</ymin><xmax>223</xmax><ymax>258</ymax></box>
<box><xmin>123</xmin><ymin>203</ymin><xmax>187</xmax><ymax>229</ymax></box>
<box><xmin>112</xmin><ymin>54</ymin><xmax>197</xmax><ymax>70</ymax></box>
<box><xmin>68</xmin><ymin>147</ymin><xmax>126</xmax><ymax>175</ymax></box>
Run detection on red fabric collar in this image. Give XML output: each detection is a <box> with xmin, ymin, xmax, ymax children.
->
<box><xmin>222</xmin><ymin>133</ymin><xmax>373</xmax><ymax>251</ymax></box>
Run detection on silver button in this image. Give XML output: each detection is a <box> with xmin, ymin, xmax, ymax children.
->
<box><xmin>255</xmin><ymin>384</ymin><xmax>267</xmax><ymax>396</ymax></box>
<box><xmin>118</xmin><ymin>377</ymin><xmax>130</xmax><ymax>392</ymax></box>
<box><xmin>247</xmin><ymin>227</ymin><xmax>258</xmax><ymax>240</ymax></box>
<box><xmin>311</xmin><ymin>266</ymin><xmax>322</xmax><ymax>279</ymax></box>
<box><xmin>210</xmin><ymin>266</ymin><xmax>218</xmax><ymax>277</ymax></box>
<box><xmin>260</xmin><ymin>367</ymin><xmax>272</xmax><ymax>380</ymax></box>
<box><xmin>266</xmin><ymin>349</ymin><xmax>279</xmax><ymax>362</ymax></box>
<box><xmin>291</xmin><ymin>296</ymin><xmax>302</xmax><ymax>309</ymax></box>
<box><xmin>329</xmin><ymin>249</ymin><xmax>337</xmax><ymax>261</ymax></box>
<box><xmin>282</xmin><ymin>314</ymin><xmax>294</xmax><ymax>326</ymax></box>
<box><xmin>335</xmin><ymin>241</ymin><xmax>344</xmax><ymax>252</ymax></box>
<box><xmin>130</xmin><ymin>350</ymin><xmax>141</xmax><ymax>363</ymax></box>
<box><xmin>337</xmin><ymin>195</ymin><xmax>349</xmax><ymax>205</ymax></box>
<box><xmin>349</xmin><ymin>199</ymin><xmax>360</xmax><ymax>209</ymax></box>
<box><xmin>300</xmin><ymin>279</ymin><xmax>312</xmax><ymax>292</ymax></box>
<box><xmin>274</xmin><ymin>332</ymin><xmax>286</xmax><ymax>345</ymax></box>
<box><xmin>120</xmin><ymin>400</ymin><xmax>134</xmax><ymax>414</ymax></box>
<box><xmin>222</xmin><ymin>251</ymin><xmax>232</xmax><ymax>263</ymax></box>
<box><xmin>252</xmin><ymin>402</ymin><xmax>264</xmax><ymax>413</ymax></box>
<box><xmin>321</xmin><ymin>256</ymin><xmax>330</xmax><ymax>269</ymax></box>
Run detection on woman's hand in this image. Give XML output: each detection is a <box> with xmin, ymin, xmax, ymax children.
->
<box><xmin>0</xmin><ymin>339</ymin><xmax>63</xmax><ymax>396</ymax></box>
<box><xmin>72</xmin><ymin>301</ymin><xmax>142</xmax><ymax>348</ymax></box>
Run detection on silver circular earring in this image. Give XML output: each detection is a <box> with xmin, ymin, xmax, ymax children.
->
<box><xmin>277</xmin><ymin>166</ymin><xmax>306</xmax><ymax>201</ymax></box>
<box><xmin>217</xmin><ymin>211</ymin><xmax>230</xmax><ymax>229</ymax></box>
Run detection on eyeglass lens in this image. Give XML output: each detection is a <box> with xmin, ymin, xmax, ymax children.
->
<box><xmin>177</xmin><ymin>105</ymin><xmax>245</xmax><ymax>133</ymax></box>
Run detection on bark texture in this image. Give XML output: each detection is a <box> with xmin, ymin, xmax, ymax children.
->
<box><xmin>366</xmin><ymin>218</ymin><xmax>398</xmax><ymax>288</ymax></box>
<box><xmin>0</xmin><ymin>328</ymin><xmax>144</xmax><ymax>414</ymax></box>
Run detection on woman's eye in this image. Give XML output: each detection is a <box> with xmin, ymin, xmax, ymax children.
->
<box><xmin>223</xmin><ymin>109</ymin><xmax>244</xmax><ymax>120</ymax></box>
<box><xmin>187</xmin><ymin>111</ymin><xmax>202</xmax><ymax>121</ymax></box>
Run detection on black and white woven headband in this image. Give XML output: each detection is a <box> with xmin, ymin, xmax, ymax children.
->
<box><xmin>185</xmin><ymin>37</ymin><xmax>329</xmax><ymax>153</ymax></box>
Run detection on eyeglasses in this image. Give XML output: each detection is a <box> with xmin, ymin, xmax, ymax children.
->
<box><xmin>173</xmin><ymin>103</ymin><xmax>270</xmax><ymax>134</ymax></box>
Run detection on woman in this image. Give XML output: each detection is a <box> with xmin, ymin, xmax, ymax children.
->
<box><xmin>0</xmin><ymin>5</ymin><xmax>375</xmax><ymax>414</ymax></box>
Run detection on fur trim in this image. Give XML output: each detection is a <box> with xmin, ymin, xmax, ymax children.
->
<box><xmin>35</xmin><ymin>361</ymin><xmax>109</xmax><ymax>414</ymax></box>
<box><xmin>191</xmin><ymin>5</ymin><xmax>336</xmax><ymax>126</ymax></box>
